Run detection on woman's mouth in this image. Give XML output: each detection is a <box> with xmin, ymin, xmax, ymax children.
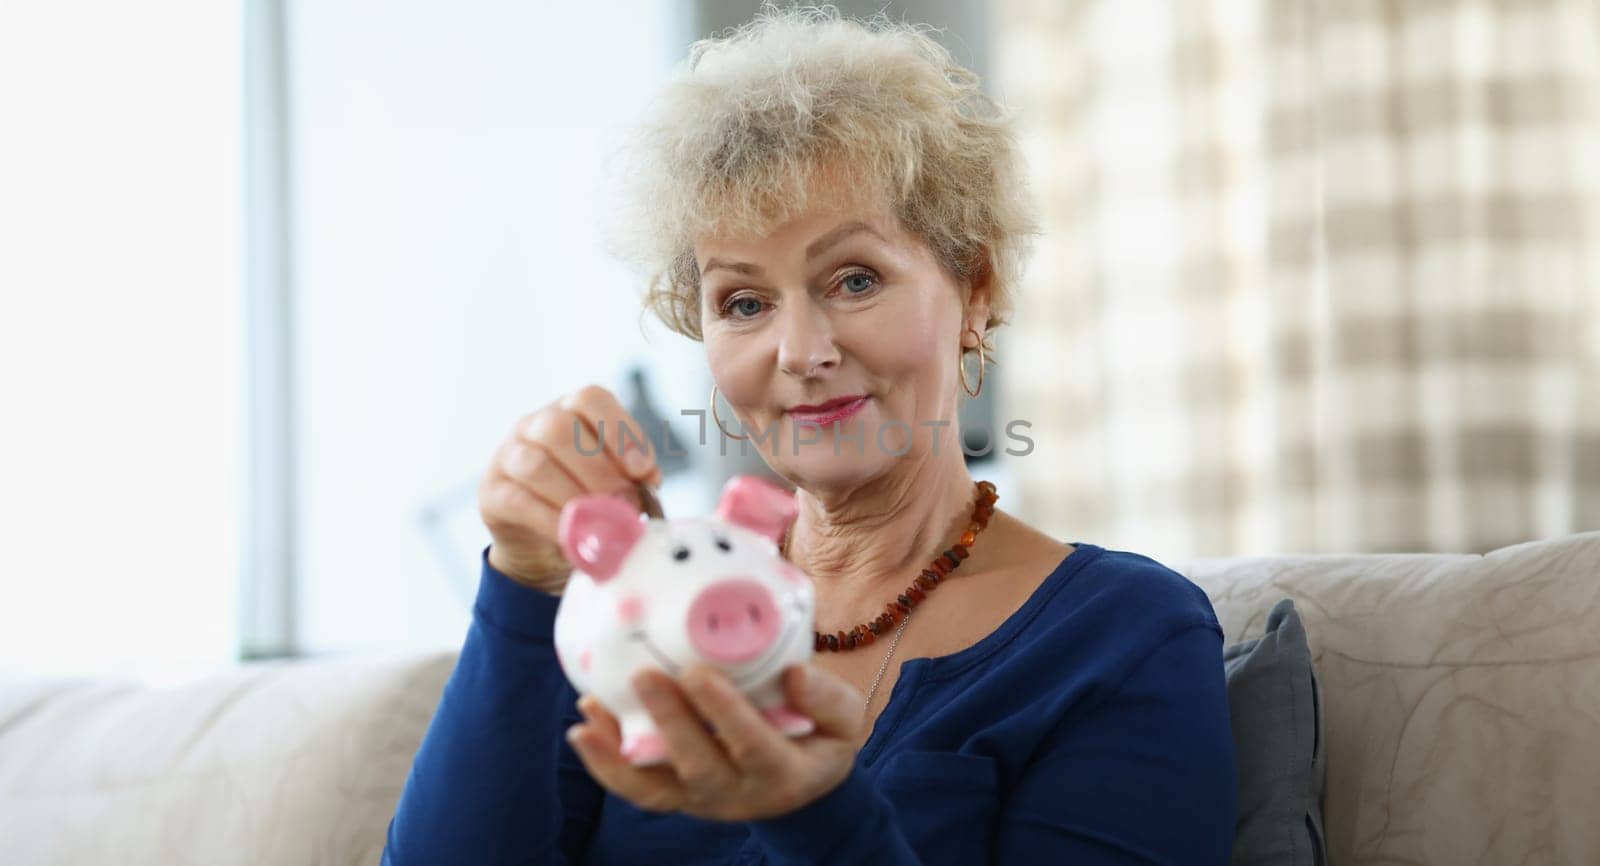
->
<box><xmin>786</xmin><ymin>395</ymin><xmax>869</xmax><ymax>426</ymax></box>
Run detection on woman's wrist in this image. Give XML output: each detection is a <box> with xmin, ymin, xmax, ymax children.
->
<box><xmin>486</xmin><ymin>544</ymin><xmax>572</xmax><ymax>595</ymax></box>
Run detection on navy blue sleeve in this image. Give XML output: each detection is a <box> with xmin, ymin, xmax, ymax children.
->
<box><xmin>381</xmin><ymin>545</ymin><xmax>605</xmax><ymax>866</ymax></box>
<box><xmin>993</xmin><ymin>621</ymin><xmax>1239</xmax><ymax>864</ymax></box>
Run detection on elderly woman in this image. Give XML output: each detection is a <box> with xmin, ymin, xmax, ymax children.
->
<box><xmin>384</xmin><ymin>7</ymin><xmax>1235</xmax><ymax>866</ymax></box>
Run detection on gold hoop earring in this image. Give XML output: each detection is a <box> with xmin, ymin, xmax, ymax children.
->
<box><xmin>710</xmin><ymin>384</ymin><xmax>751</xmax><ymax>441</ymax></box>
<box><xmin>959</xmin><ymin>329</ymin><xmax>986</xmax><ymax>398</ymax></box>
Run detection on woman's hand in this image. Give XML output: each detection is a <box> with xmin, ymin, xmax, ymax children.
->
<box><xmin>478</xmin><ymin>385</ymin><xmax>662</xmax><ymax>594</ymax></box>
<box><xmin>565</xmin><ymin>662</ymin><xmax>866</xmax><ymax>822</ymax></box>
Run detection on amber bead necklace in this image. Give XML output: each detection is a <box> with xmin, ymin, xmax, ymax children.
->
<box><xmin>780</xmin><ymin>479</ymin><xmax>999</xmax><ymax>714</ymax></box>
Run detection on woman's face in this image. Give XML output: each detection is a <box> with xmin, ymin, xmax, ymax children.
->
<box><xmin>696</xmin><ymin>199</ymin><xmax>987</xmax><ymax>489</ymax></box>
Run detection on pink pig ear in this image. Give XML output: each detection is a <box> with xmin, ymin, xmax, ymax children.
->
<box><xmin>557</xmin><ymin>493</ymin><xmax>647</xmax><ymax>583</ymax></box>
<box><xmin>713</xmin><ymin>475</ymin><xmax>798</xmax><ymax>544</ymax></box>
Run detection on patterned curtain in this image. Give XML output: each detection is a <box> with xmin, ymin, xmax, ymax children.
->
<box><xmin>993</xmin><ymin>0</ymin><xmax>1600</xmax><ymax>559</ymax></box>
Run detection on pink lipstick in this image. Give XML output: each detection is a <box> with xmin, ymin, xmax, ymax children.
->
<box><xmin>787</xmin><ymin>395</ymin><xmax>869</xmax><ymax>426</ymax></box>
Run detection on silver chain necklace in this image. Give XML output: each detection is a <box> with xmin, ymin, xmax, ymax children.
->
<box><xmin>863</xmin><ymin>609</ymin><xmax>911</xmax><ymax>717</ymax></box>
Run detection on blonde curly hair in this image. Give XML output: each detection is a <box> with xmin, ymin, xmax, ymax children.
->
<box><xmin>604</xmin><ymin>3</ymin><xmax>1040</xmax><ymax>362</ymax></box>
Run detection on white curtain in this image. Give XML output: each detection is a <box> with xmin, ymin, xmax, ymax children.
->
<box><xmin>993</xmin><ymin>0</ymin><xmax>1600</xmax><ymax>559</ymax></box>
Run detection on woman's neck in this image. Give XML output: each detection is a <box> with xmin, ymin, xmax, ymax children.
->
<box><xmin>786</xmin><ymin>451</ymin><xmax>980</xmax><ymax>607</ymax></box>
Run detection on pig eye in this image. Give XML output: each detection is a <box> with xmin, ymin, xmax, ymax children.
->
<box><xmin>672</xmin><ymin>545</ymin><xmax>691</xmax><ymax>562</ymax></box>
<box><xmin>713</xmin><ymin>535</ymin><xmax>732</xmax><ymax>552</ymax></box>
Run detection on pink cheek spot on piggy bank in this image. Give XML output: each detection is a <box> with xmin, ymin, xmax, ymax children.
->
<box><xmin>615</xmin><ymin>594</ymin><xmax>645</xmax><ymax>626</ymax></box>
<box><xmin>551</xmin><ymin>475</ymin><xmax>817</xmax><ymax>766</ymax></box>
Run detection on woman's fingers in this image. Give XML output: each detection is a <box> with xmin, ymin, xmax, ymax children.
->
<box><xmin>781</xmin><ymin>664</ymin><xmax>865</xmax><ymax>740</ymax></box>
<box><xmin>499</xmin><ymin>436</ymin><xmax>586</xmax><ymax>509</ymax></box>
<box><xmin>477</xmin><ymin>464</ymin><xmax>573</xmax><ymax>585</ymax></box>
<box><xmin>560</xmin><ymin>385</ymin><xmax>661</xmax><ymax>488</ymax></box>
<box><xmin>632</xmin><ymin>670</ymin><xmax>740</xmax><ymax>799</ymax></box>
<box><xmin>677</xmin><ymin>665</ymin><xmax>792</xmax><ymax>776</ymax></box>
<box><xmin>569</xmin><ymin>666</ymin><xmax>868</xmax><ymax>822</ymax></box>
<box><xmin>482</xmin><ymin>462</ymin><xmax>569</xmax><ymax>547</ymax></box>
<box><xmin>516</xmin><ymin>401</ymin><xmax>622</xmax><ymax>499</ymax></box>
<box><xmin>477</xmin><ymin>383</ymin><xmax>663</xmax><ymax>592</ymax></box>
<box><xmin>565</xmin><ymin>724</ymin><xmax>688</xmax><ymax>814</ymax></box>
<box><xmin>577</xmin><ymin>695</ymin><xmax>621</xmax><ymax>744</ymax></box>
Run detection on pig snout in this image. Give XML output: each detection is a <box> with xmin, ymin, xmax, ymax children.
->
<box><xmin>686</xmin><ymin>579</ymin><xmax>781</xmax><ymax>664</ymax></box>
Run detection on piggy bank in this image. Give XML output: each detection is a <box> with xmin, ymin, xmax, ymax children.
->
<box><xmin>553</xmin><ymin>475</ymin><xmax>817</xmax><ymax>766</ymax></box>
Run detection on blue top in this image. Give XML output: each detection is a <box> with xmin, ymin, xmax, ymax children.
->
<box><xmin>383</xmin><ymin>541</ymin><xmax>1237</xmax><ymax>865</ymax></box>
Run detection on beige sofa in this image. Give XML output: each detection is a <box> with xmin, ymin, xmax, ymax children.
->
<box><xmin>3</xmin><ymin>530</ymin><xmax>1596</xmax><ymax>865</ymax></box>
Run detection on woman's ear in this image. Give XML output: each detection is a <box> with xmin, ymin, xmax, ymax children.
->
<box><xmin>964</xmin><ymin>246</ymin><xmax>995</xmax><ymax>334</ymax></box>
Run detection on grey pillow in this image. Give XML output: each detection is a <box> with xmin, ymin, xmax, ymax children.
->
<box><xmin>1223</xmin><ymin>598</ymin><xmax>1329</xmax><ymax>866</ymax></box>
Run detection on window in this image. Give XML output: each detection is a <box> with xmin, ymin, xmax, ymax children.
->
<box><xmin>0</xmin><ymin>3</ymin><xmax>244</xmax><ymax>681</ymax></box>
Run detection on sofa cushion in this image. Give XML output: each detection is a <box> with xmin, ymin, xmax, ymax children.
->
<box><xmin>0</xmin><ymin>649</ymin><xmax>457</xmax><ymax>866</ymax></box>
<box><xmin>1177</xmin><ymin>530</ymin><xmax>1600</xmax><ymax>866</ymax></box>
<box><xmin>1223</xmin><ymin>598</ymin><xmax>1327</xmax><ymax>866</ymax></box>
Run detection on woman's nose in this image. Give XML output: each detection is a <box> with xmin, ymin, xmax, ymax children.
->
<box><xmin>775</xmin><ymin>303</ymin><xmax>840</xmax><ymax>378</ymax></box>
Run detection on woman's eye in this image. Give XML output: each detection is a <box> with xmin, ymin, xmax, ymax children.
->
<box><xmin>841</xmin><ymin>272</ymin><xmax>877</xmax><ymax>294</ymax></box>
<box><xmin>727</xmin><ymin>296</ymin><xmax>764</xmax><ymax>318</ymax></box>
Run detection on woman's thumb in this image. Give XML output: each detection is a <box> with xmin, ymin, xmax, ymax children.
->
<box><xmin>786</xmin><ymin>664</ymin><xmax>861</xmax><ymax>738</ymax></box>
